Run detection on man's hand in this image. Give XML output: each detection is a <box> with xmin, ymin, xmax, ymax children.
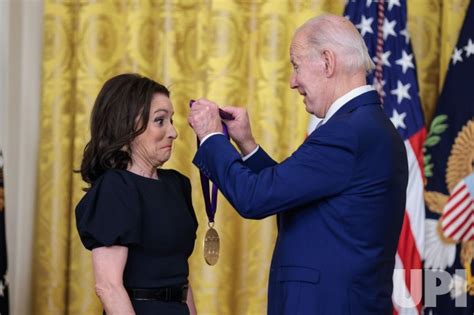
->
<box><xmin>221</xmin><ymin>106</ymin><xmax>257</xmax><ymax>156</ymax></box>
<box><xmin>188</xmin><ymin>98</ymin><xmax>223</xmax><ymax>141</ymax></box>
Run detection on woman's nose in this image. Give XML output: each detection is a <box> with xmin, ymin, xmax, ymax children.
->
<box><xmin>169</xmin><ymin>124</ymin><xmax>178</xmax><ymax>139</ymax></box>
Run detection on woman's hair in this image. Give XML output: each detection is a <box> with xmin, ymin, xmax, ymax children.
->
<box><xmin>80</xmin><ymin>73</ymin><xmax>170</xmax><ymax>184</ymax></box>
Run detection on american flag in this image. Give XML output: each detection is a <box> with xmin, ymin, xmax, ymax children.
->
<box><xmin>308</xmin><ymin>0</ymin><xmax>426</xmax><ymax>313</ymax></box>
<box><xmin>423</xmin><ymin>0</ymin><xmax>474</xmax><ymax>311</ymax></box>
<box><xmin>441</xmin><ymin>172</ymin><xmax>474</xmax><ymax>242</ymax></box>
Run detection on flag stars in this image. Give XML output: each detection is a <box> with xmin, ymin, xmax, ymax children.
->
<box><xmin>390</xmin><ymin>109</ymin><xmax>407</xmax><ymax>129</ymax></box>
<box><xmin>383</xmin><ymin>18</ymin><xmax>397</xmax><ymax>40</ymax></box>
<box><xmin>366</xmin><ymin>0</ymin><xmax>373</xmax><ymax>7</ymax></box>
<box><xmin>387</xmin><ymin>0</ymin><xmax>401</xmax><ymax>11</ymax></box>
<box><xmin>395</xmin><ymin>50</ymin><xmax>415</xmax><ymax>73</ymax></box>
<box><xmin>373</xmin><ymin>51</ymin><xmax>392</xmax><ymax>67</ymax></box>
<box><xmin>356</xmin><ymin>15</ymin><xmax>374</xmax><ymax>37</ymax></box>
<box><xmin>391</xmin><ymin>80</ymin><xmax>411</xmax><ymax>104</ymax></box>
<box><xmin>464</xmin><ymin>38</ymin><xmax>474</xmax><ymax>58</ymax></box>
<box><xmin>400</xmin><ymin>28</ymin><xmax>410</xmax><ymax>45</ymax></box>
<box><xmin>452</xmin><ymin>47</ymin><xmax>463</xmax><ymax>65</ymax></box>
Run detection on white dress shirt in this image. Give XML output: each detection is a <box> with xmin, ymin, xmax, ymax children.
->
<box><xmin>320</xmin><ymin>85</ymin><xmax>375</xmax><ymax>126</ymax></box>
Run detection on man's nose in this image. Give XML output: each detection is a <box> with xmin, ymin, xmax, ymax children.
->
<box><xmin>290</xmin><ymin>73</ymin><xmax>298</xmax><ymax>89</ymax></box>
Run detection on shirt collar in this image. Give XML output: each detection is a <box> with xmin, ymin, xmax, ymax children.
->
<box><xmin>321</xmin><ymin>85</ymin><xmax>375</xmax><ymax>125</ymax></box>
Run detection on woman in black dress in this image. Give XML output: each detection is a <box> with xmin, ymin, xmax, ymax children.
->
<box><xmin>75</xmin><ymin>73</ymin><xmax>198</xmax><ymax>315</ymax></box>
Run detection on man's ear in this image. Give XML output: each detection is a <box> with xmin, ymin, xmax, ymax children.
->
<box><xmin>321</xmin><ymin>49</ymin><xmax>336</xmax><ymax>77</ymax></box>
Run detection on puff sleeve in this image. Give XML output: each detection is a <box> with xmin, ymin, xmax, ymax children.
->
<box><xmin>75</xmin><ymin>170</ymin><xmax>141</xmax><ymax>250</ymax></box>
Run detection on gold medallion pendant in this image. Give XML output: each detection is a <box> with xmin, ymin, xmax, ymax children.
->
<box><xmin>203</xmin><ymin>224</ymin><xmax>220</xmax><ymax>266</ymax></box>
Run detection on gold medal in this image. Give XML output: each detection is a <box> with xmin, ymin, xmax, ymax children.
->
<box><xmin>203</xmin><ymin>223</ymin><xmax>220</xmax><ymax>266</ymax></box>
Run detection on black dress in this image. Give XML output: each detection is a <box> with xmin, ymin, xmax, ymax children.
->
<box><xmin>75</xmin><ymin>169</ymin><xmax>198</xmax><ymax>315</ymax></box>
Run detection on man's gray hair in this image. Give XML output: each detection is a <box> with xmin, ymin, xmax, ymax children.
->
<box><xmin>299</xmin><ymin>14</ymin><xmax>375</xmax><ymax>74</ymax></box>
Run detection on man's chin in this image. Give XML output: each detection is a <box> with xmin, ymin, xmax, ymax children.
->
<box><xmin>304</xmin><ymin>103</ymin><xmax>324</xmax><ymax>118</ymax></box>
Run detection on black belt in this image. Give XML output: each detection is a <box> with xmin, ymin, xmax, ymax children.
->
<box><xmin>126</xmin><ymin>285</ymin><xmax>188</xmax><ymax>303</ymax></box>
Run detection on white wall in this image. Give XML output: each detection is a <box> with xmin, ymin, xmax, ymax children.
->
<box><xmin>2</xmin><ymin>0</ymin><xmax>43</xmax><ymax>314</ymax></box>
<box><xmin>0</xmin><ymin>1</ymin><xmax>7</xmax><ymax>152</ymax></box>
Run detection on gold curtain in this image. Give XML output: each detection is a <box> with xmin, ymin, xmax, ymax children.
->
<box><xmin>32</xmin><ymin>0</ymin><xmax>469</xmax><ymax>314</ymax></box>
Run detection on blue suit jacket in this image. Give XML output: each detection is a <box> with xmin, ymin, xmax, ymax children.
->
<box><xmin>193</xmin><ymin>91</ymin><xmax>408</xmax><ymax>314</ymax></box>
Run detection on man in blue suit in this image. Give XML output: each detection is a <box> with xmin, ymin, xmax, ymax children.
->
<box><xmin>189</xmin><ymin>14</ymin><xmax>408</xmax><ymax>314</ymax></box>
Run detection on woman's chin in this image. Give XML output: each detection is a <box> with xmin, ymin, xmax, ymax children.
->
<box><xmin>155</xmin><ymin>157</ymin><xmax>170</xmax><ymax>168</ymax></box>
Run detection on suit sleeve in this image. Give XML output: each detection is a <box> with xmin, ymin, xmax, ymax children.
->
<box><xmin>242</xmin><ymin>147</ymin><xmax>277</xmax><ymax>172</ymax></box>
<box><xmin>193</xmin><ymin>123</ymin><xmax>358</xmax><ymax>219</ymax></box>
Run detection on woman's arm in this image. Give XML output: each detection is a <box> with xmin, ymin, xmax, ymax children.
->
<box><xmin>92</xmin><ymin>246</ymin><xmax>135</xmax><ymax>315</ymax></box>
<box><xmin>186</xmin><ymin>284</ymin><xmax>197</xmax><ymax>315</ymax></box>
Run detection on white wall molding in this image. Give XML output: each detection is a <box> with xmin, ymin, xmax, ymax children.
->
<box><xmin>3</xmin><ymin>1</ymin><xmax>43</xmax><ymax>314</ymax></box>
<box><xmin>0</xmin><ymin>0</ymin><xmax>8</xmax><ymax>152</ymax></box>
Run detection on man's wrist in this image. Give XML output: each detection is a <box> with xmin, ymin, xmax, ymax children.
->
<box><xmin>200</xmin><ymin>132</ymin><xmax>225</xmax><ymax>144</ymax></box>
<box><xmin>242</xmin><ymin>145</ymin><xmax>259</xmax><ymax>161</ymax></box>
<box><xmin>237</xmin><ymin>139</ymin><xmax>258</xmax><ymax>156</ymax></box>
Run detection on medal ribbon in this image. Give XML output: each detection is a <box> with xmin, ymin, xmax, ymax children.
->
<box><xmin>189</xmin><ymin>100</ymin><xmax>233</xmax><ymax>223</ymax></box>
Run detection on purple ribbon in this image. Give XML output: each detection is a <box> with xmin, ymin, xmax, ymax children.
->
<box><xmin>189</xmin><ymin>100</ymin><xmax>233</xmax><ymax>223</ymax></box>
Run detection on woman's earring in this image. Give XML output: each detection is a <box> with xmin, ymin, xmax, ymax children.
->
<box><xmin>120</xmin><ymin>144</ymin><xmax>129</xmax><ymax>152</ymax></box>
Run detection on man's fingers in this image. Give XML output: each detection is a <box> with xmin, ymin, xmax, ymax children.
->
<box><xmin>194</xmin><ymin>98</ymin><xmax>218</xmax><ymax>108</ymax></box>
<box><xmin>191</xmin><ymin>100</ymin><xmax>221</xmax><ymax>118</ymax></box>
<box><xmin>222</xmin><ymin>106</ymin><xmax>244</xmax><ymax>115</ymax></box>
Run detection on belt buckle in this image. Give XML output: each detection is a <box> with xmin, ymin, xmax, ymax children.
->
<box><xmin>182</xmin><ymin>284</ymin><xmax>189</xmax><ymax>303</ymax></box>
<box><xmin>153</xmin><ymin>288</ymin><xmax>164</xmax><ymax>301</ymax></box>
